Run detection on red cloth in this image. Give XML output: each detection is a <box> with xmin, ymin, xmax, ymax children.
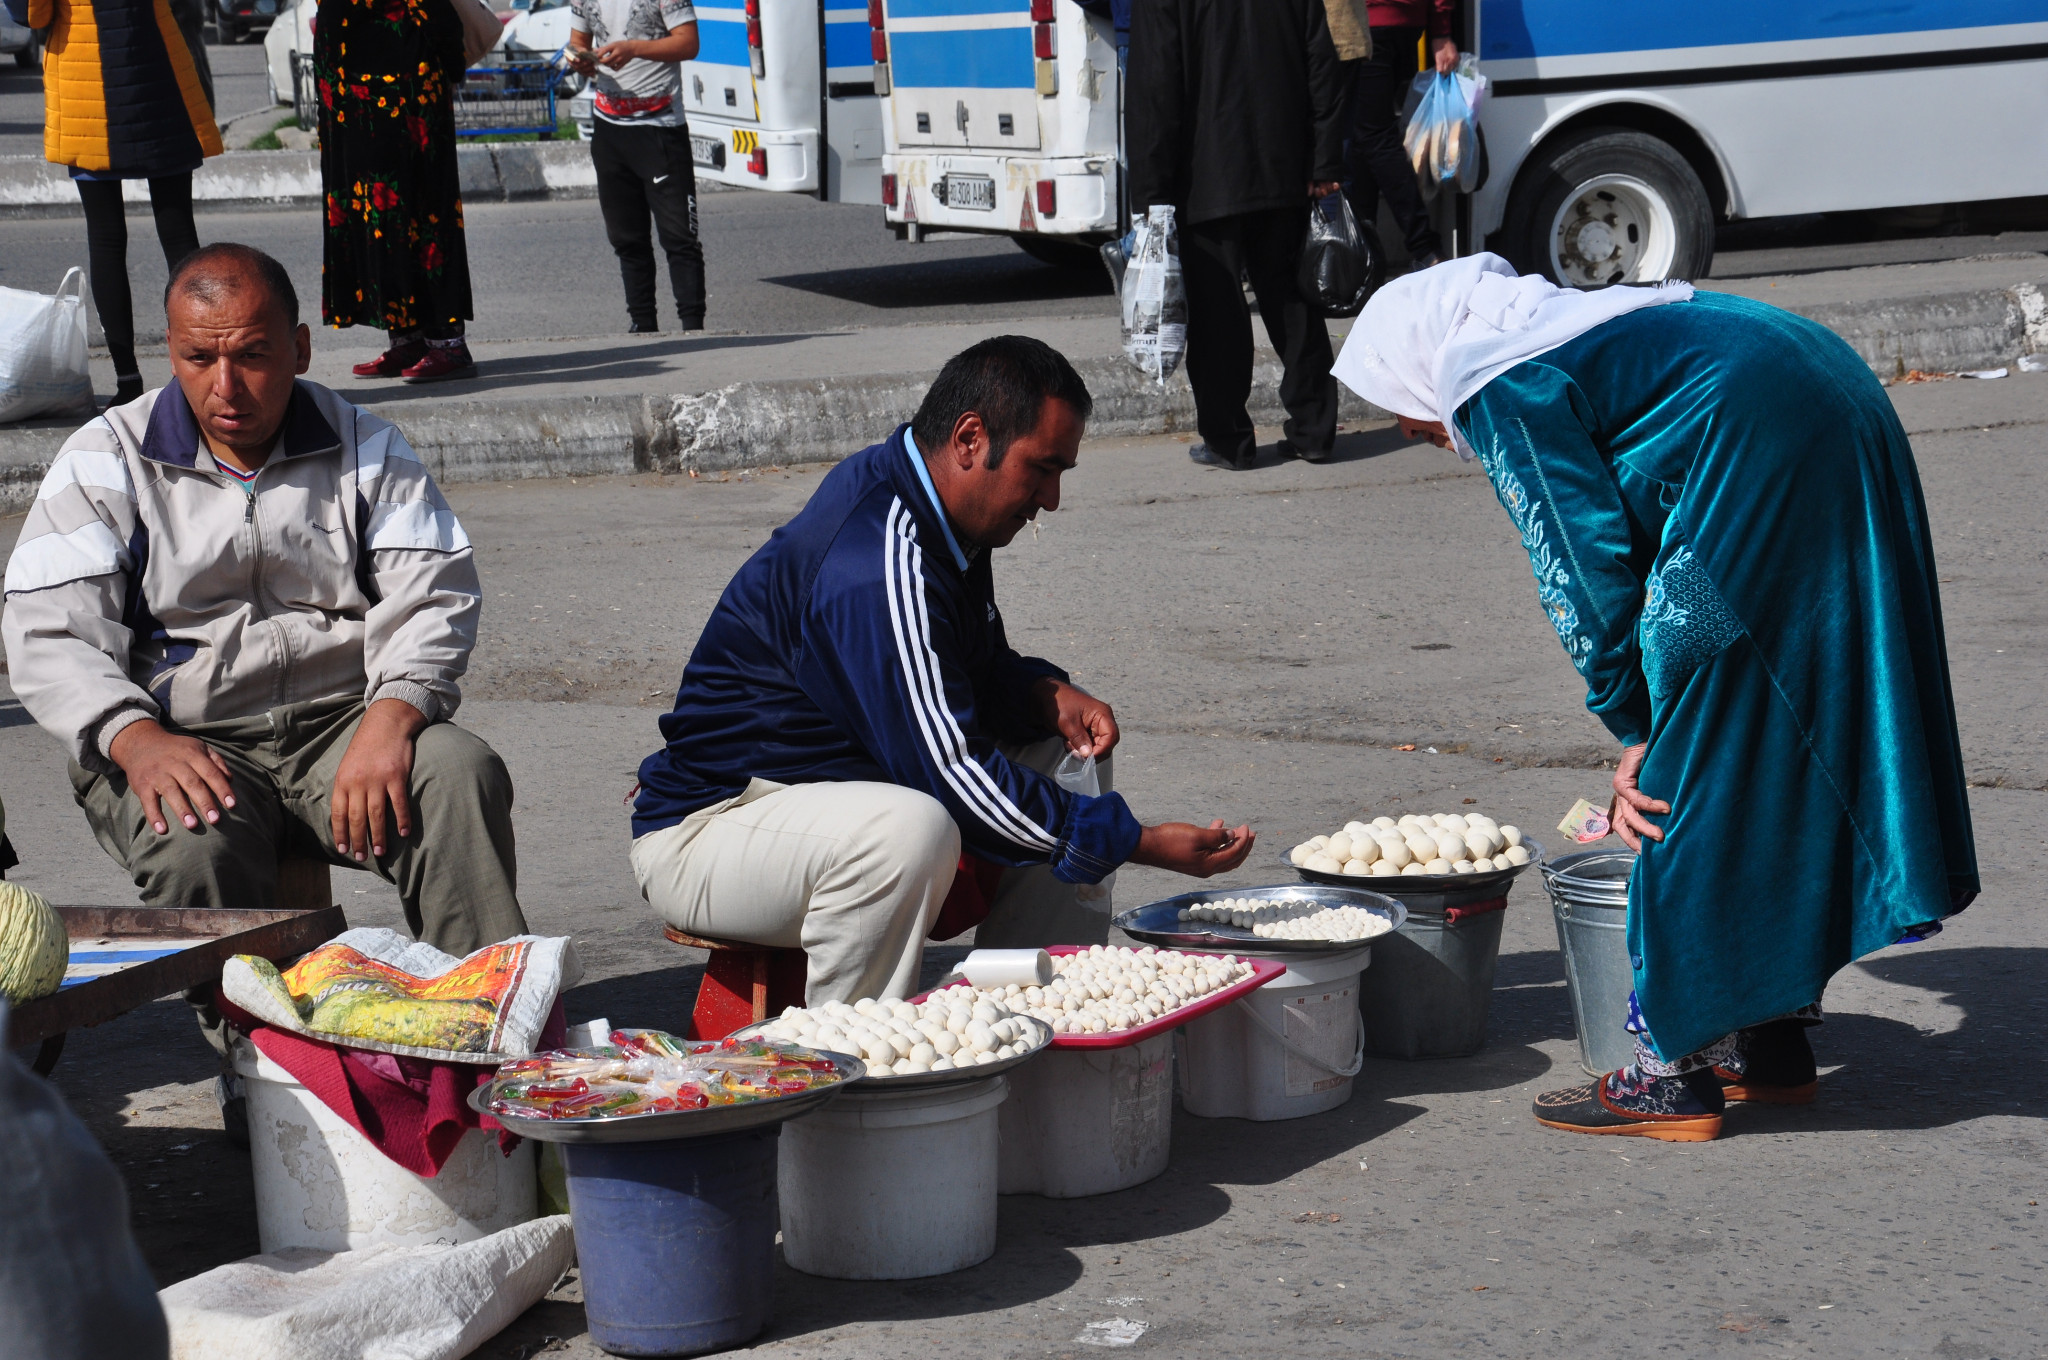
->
<box><xmin>218</xmin><ymin>992</ymin><xmax>566</xmax><ymax>1178</ymax></box>
<box><xmin>1367</xmin><ymin>0</ymin><xmax>1454</xmax><ymax>38</ymax></box>
<box><xmin>929</xmin><ymin>853</ymin><xmax>1006</xmax><ymax>941</ymax></box>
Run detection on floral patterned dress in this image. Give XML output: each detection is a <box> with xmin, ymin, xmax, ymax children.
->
<box><xmin>316</xmin><ymin>0</ymin><xmax>473</xmax><ymax>333</ymax></box>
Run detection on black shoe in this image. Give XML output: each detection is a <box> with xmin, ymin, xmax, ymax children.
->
<box><xmin>111</xmin><ymin>373</ymin><xmax>145</xmax><ymax>406</ymax></box>
<box><xmin>628</xmin><ymin>318</ymin><xmax>660</xmax><ymax>334</ymax></box>
<box><xmin>1189</xmin><ymin>442</ymin><xmax>1252</xmax><ymax>471</ymax></box>
<box><xmin>1716</xmin><ymin>1019</ymin><xmax>1818</xmax><ymax>1105</ymax></box>
<box><xmin>1533</xmin><ymin>1066</ymin><xmax>1724</xmax><ymax>1142</ymax></box>
<box><xmin>1290</xmin><ymin>443</ymin><xmax>1334</xmax><ymax>464</ymax></box>
<box><xmin>677</xmin><ymin>316</ymin><xmax>705</xmax><ymax>333</ymax></box>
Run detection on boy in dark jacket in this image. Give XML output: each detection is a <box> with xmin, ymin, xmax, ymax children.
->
<box><xmin>1127</xmin><ymin>0</ymin><xmax>1348</xmax><ymax>470</ymax></box>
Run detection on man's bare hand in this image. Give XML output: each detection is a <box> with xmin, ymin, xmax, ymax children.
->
<box><xmin>110</xmin><ymin>719</ymin><xmax>236</xmax><ymax>835</ymax></box>
<box><xmin>1030</xmin><ymin>677</ymin><xmax>1121</xmax><ymax>759</ymax></box>
<box><xmin>1432</xmin><ymin>36</ymin><xmax>1459</xmax><ymax>74</ymax></box>
<box><xmin>1608</xmin><ymin>742</ymin><xmax>1669</xmax><ymax>851</ymax></box>
<box><xmin>1131</xmin><ymin>819</ymin><xmax>1255</xmax><ymax>877</ymax></box>
<box><xmin>331</xmin><ymin>699</ymin><xmax>429</xmax><ymax>862</ymax></box>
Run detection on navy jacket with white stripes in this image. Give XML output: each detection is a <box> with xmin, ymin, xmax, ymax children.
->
<box><xmin>632</xmin><ymin>427</ymin><xmax>1143</xmax><ymax>884</ymax></box>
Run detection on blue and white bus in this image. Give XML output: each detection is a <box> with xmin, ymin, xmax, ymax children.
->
<box><xmin>869</xmin><ymin>0</ymin><xmax>1122</xmax><ymax>264</ymax></box>
<box><xmin>675</xmin><ymin>0</ymin><xmax>884</xmax><ymax>201</ymax></box>
<box><xmin>1470</xmin><ymin>1</ymin><xmax>2048</xmax><ymax>284</ymax></box>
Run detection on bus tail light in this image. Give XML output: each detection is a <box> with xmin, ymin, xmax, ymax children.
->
<box><xmin>1028</xmin><ymin>0</ymin><xmax>1051</xmax><ymax>19</ymax></box>
<box><xmin>1035</xmin><ymin>180</ymin><xmax>1055</xmax><ymax>216</ymax></box>
<box><xmin>748</xmin><ymin>147</ymin><xmax>768</xmax><ymax>177</ymax></box>
<box><xmin>881</xmin><ymin>173</ymin><xmax>898</xmax><ymax>207</ymax></box>
<box><xmin>1033</xmin><ymin>21</ymin><xmax>1054</xmax><ymax>58</ymax></box>
<box><xmin>744</xmin><ymin>0</ymin><xmax>764</xmax><ymax>76</ymax></box>
<box><xmin>870</xmin><ymin>30</ymin><xmax>887</xmax><ymax>60</ymax></box>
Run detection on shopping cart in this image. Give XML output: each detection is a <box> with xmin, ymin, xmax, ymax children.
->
<box><xmin>289</xmin><ymin>53</ymin><xmax>565</xmax><ymax>140</ymax></box>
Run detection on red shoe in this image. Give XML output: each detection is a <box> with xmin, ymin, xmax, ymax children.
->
<box><xmin>351</xmin><ymin>339</ymin><xmax>428</xmax><ymax>378</ymax></box>
<box><xmin>400</xmin><ymin>343</ymin><xmax>478</xmax><ymax>384</ymax></box>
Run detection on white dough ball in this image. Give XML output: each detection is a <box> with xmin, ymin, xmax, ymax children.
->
<box><xmin>1342</xmin><ymin>858</ymin><xmax>1372</xmax><ymax>876</ymax></box>
<box><xmin>1441</xmin><ymin>813</ymin><xmax>1469</xmax><ymax>832</ymax></box>
<box><xmin>1306</xmin><ymin>853</ymin><xmax>1344</xmax><ymax>874</ymax></box>
<box><xmin>1452</xmin><ymin>859</ymin><xmax>1476</xmax><ymax>874</ymax></box>
<box><xmin>1378</xmin><ymin>838</ymin><xmax>1413</xmax><ymax>869</ymax></box>
<box><xmin>1371</xmin><ymin>816</ymin><xmax>1395</xmax><ymax>830</ymax></box>
<box><xmin>1471</xmin><ymin>856</ymin><xmax>1496</xmax><ymax>872</ymax></box>
<box><xmin>1370</xmin><ymin>860</ymin><xmax>1399</xmax><ymax>877</ymax></box>
<box><xmin>1501</xmin><ymin>825</ymin><xmax>1524</xmax><ymax>848</ymax></box>
<box><xmin>1396</xmin><ymin>815</ymin><xmax>1421</xmax><ymax>829</ymax></box>
<box><xmin>1424</xmin><ymin>858</ymin><xmax>1451</xmax><ymax>875</ymax></box>
<box><xmin>1309</xmin><ymin>835</ymin><xmax>1331</xmax><ymax>850</ymax></box>
<box><xmin>1505</xmin><ymin>844</ymin><xmax>1532</xmax><ymax>865</ymax></box>
<box><xmin>1343</xmin><ymin>821</ymin><xmax>1372</xmax><ymax>838</ymax></box>
<box><xmin>1325</xmin><ymin>834</ymin><xmax>1354</xmax><ymax>863</ymax></box>
<box><xmin>1352</xmin><ymin>837</ymin><xmax>1381</xmax><ymax>865</ymax></box>
<box><xmin>1401</xmin><ymin>862</ymin><xmax>1428</xmax><ymax>875</ymax></box>
<box><xmin>1435</xmin><ymin>831</ymin><xmax>1468</xmax><ymax>862</ymax></box>
<box><xmin>1290</xmin><ymin>843</ymin><xmax>1313</xmax><ymax>867</ymax></box>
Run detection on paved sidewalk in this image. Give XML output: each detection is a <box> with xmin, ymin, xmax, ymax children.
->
<box><xmin>2</xmin><ymin>251</ymin><xmax>2043</xmax><ymax>510</ymax></box>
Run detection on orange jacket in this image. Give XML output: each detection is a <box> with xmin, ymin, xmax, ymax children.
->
<box><xmin>32</xmin><ymin>0</ymin><xmax>222</xmax><ymax>174</ymax></box>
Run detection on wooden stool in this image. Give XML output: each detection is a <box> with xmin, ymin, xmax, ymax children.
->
<box><xmin>663</xmin><ymin>926</ymin><xmax>808</xmax><ymax>1041</ymax></box>
<box><xmin>277</xmin><ymin>855</ymin><xmax>334</xmax><ymax>913</ymax></box>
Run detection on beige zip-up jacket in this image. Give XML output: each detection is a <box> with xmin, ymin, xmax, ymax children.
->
<box><xmin>3</xmin><ymin>380</ymin><xmax>481</xmax><ymax>774</ymax></box>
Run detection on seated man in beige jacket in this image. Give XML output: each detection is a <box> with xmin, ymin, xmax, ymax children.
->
<box><xmin>2</xmin><ymin>244</ymin><xmax>524</xmax><ymax>957</ymax></box>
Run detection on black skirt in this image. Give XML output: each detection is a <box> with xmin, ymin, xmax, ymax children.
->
<box><xmin>316</xmin><ymin>0</ymin><xmax>474</xmax><ymax>332</ymax></box>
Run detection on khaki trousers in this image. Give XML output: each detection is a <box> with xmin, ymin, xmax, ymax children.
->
<box><xmin>628</xmin><ymin>739</ymin><xmax>1116</xmax><ymax>1005</ymax></box>
<box><xmin>72</xmin><ymin>694</ymin><xmax>527</xmax><ymax>957</ymax></box>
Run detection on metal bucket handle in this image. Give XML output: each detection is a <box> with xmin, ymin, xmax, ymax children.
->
<box><xmin>1229</xmin><ymin>998</ymin><xmax>1366</xmax><ymax>1080</ymax></box>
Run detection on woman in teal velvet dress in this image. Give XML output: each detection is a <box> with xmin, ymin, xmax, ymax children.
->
<box><xmin>1335</xmin><ymin>255</ymin><xmax>1977</xmax><ymax>1141</ymax></box>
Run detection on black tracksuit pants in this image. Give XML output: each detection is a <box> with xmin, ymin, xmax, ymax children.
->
<box><xmin>591</xmin><ymin>118</ymin><xmax>707</xmax><ymax>328</ymax></box>
<box><xmin>1342</xmin><ymin>24</ymin><xmax>1440</xmax><ymax>262</ymax></box>
<box><xmin>1181</xmin><ymin>207</ymin><xmax>1337</xmax><ymax>462</ymax></box>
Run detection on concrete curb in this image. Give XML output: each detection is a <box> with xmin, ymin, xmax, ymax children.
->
<box><xmin>3</xmin><ymin>276</ymin><xmax>2043</xmax><ymax>512</ymax></box>
<box><xmin>0</xmin><ymin>145</ymin><xmax>596</xmax><ymax>214</ymax></box>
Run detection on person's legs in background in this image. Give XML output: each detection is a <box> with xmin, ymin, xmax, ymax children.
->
<box><xmin>75</xmin><ymin>179</ymin><xmax>144</xmax><ymax>404</ymax></box>
<box><xmin>1239</xmin><ymin>206</ymin><xmax>1337</xmax><ymax>461</ymax></box>
<box><xmin>146</xmin><ymin>174</ymin><xmax>201</xmax><ymax>272</ymax></box>
<box><xmin>646</xmin><ymin>126</ymin><xmax>706</xmax><ymax>331</ymax></box>
<box><xmin>1344</xmin><ymin>24</ymin><xmax>1440</xmax><ymax>268</ymax></box>
<box><xmin>1179</xmin><ymin>214</ymin><xmax>1259</xmax><ymax>470</ymax></box>
<box><xmin>592</xmin><ymin>118</ymin><xmax>663</xmax><ymax>332</ymax></box>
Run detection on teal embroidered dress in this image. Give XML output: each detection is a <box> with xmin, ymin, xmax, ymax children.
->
<box><xmin>1455</xmin><ymin>291</ymin><xmax>1978</xmax><ymax>1060</ymax></box>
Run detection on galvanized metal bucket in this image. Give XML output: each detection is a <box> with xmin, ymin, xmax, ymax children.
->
<box><xmin>1542</xmin><ymin>849</ymin><xmax>1638</xmax><ymax>1076</ymax></box>
<box><xmin>1354</xmin><ymin>880</ymin><xmax>1509</xmax><ymax>1060</ymax></box>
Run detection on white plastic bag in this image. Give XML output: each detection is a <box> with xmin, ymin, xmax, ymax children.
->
<box><xmin>0</xmin><ymin>267</ymin><xmax>94</xmax><ymax>424</ymax></box>
<box><xmin>1120</xmin><ymin>205</ymin><xmax>1186</xmax><ymax>383</ymax></box>
<box><xmin>1054</xmin><ymin>750</ymin><xmax>1116</xmax><ymax>912</ymax></box>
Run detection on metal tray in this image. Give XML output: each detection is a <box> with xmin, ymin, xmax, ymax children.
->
<box><xmin>1285</xmin><ymin>835</ymin><xmax>1547</xmax><ymax>895</ymax></box>
<box><xmin>470</xmin><ymin>1049</ymin><xmax>868</xmax><ymax>1144</ymax></box>
<box><xmin>1115</xmin><ymin>884</ymin><xmax>1407</xmax><ymax>954</ymax></box>
<box><xmin>920</xmin><ymin>947</ymin><xmax>1286</xmax><ymax>1050</ymax></box>
<box><xmin>732</xmin><ymin>1015</ymin><xmax>1054</xmax><ymax>1090</ymax></box>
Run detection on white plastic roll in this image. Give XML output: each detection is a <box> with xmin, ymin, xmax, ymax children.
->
<box><xmin>959</xmin><ymin>949</ymin><xmax>1053</xmax><ymax>989</ymax></box>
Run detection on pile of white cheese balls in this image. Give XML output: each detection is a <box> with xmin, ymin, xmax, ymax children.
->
<box><xmin>1291</xmin><ymin>812</ymin><xmax>1531</xmax><ymax>878</ymax></box>
<box><xmin>1178</xmin><ymin>897</ymin><xmax>1395</xmax><ymax>942</ymax></box>
<box><xmin>950</xmin><ymin>945</ymin><xmax>1254</xmax><ymax>1036</ymax></box>
<box><xmin>751</xmin><ymin>995</ymin><xmax>1045</xmax><ymax>1077</ymax></box>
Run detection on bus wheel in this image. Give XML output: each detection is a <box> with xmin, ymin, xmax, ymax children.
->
<box><xmin>1015</xmin><ymin>235</ymin><xmax>1106</xmax><ymax>272</ymax></box>
<box><xmin>1502</xmin><ymin>128</ymin><xmax>1714</xmax><ymax>286</ymax></box>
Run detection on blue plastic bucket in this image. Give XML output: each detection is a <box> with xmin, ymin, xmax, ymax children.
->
<box><xmin>561</xmin><ymin>1127</ymin><xmax>780</xmax><ymax>1357</ymax></box>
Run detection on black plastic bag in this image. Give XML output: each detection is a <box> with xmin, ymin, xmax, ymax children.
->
<box><xmin>1298</xmin><ymin>193</ymin><xmax>1380</xmax><ymax>318</ymax></box>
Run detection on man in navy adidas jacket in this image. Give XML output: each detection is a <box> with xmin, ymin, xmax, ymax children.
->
<box><xmin>631</xmin><ymin>337</ymin><xmax>1255</xmax><ymax>1003</ymax></box>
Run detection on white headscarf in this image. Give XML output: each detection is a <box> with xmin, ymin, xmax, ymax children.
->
<box><xmin>1332</xmin><ymin>253</ymin><xmax>1693</xmax><ymax>458</ymax></box>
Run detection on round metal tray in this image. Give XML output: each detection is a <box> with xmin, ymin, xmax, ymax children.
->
<box><xmin>1114</xmin><ymin>884</ymin><xmax>1407</xmax><ymax>954</ymax></box>
<box><xmin>1284</xmin><ymin>835</ymin><xmax>1546</xmax><ymax>895</ymax></box>
<box><xmin>469</xmin><ymin>1050</ymin><xmax>867</xmax><ymax>1144</ymax></box>
<box><xmin>732</xmin><ymin>1015</ymin><xmax>1053</xmax><ymax>1090</ymax></box>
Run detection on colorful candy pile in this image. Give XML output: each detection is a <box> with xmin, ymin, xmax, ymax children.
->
<box><xmin>485</xmin><ymin>1029</ymin><xmax>847</xmax><ymax>1121</ymax></box>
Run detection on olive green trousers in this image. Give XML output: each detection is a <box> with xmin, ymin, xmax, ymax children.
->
<box><xmin>71</xmin><ymin>694</ymin><xmax>527</xmax><ymax>956</ymax></box>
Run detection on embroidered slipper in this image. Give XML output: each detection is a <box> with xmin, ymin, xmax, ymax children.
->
<box><xmin>1713</xmin><ymin>1066</ymin><xmax>1818</xmax><ymax>1105</ymax></box>
<box><xmin>1532</xmin><ymin>1068</ymin><xmax>1723</xmax><ymax>1142</ymax></box>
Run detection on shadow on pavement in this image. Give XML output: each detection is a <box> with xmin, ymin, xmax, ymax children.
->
<box><xmin>1735</xmin><ymin>945</ymin><xmax>2048</xmax><ymax>1137</ymax></box>
<box><xmin>766</xmin><ymin>254</ymin><xmax>1111</xmax><ymax>309</ymax></box>
<box><xmin>341</xmin><ymin>331</ymin><xmax>825</xmax><ymax>402</ymax></box>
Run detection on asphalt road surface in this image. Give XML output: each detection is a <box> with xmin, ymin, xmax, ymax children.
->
<box><xmin>2</xmin><ymin>373</ymin><xmax>2043</xmax><ymax>1358</ymax></box>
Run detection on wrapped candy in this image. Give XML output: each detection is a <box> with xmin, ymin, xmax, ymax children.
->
<box><xmin>486</xmin><ymin>1030</ymin><xmax>846</xmax><ymax>1122</ymax></box>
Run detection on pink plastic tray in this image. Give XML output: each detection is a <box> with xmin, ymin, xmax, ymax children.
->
<box><xmin>917</xmin><ymin>946</ymin><xmax>1285</xmax><ymax>1050</ymax></box>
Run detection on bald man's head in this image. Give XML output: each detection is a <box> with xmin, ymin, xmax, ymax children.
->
<box><xmin>165</xmin><ymin>243</ymin><xmax>300</xmax><ymax>332</ymax></box>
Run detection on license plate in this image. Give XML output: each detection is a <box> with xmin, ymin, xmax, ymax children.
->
<box><xmin>690</xmin><ymin>135</ymin><xmax>725</xmax><ymax>170</ymax></box>
<box><xmin>943</xmin><ymin>174</ymin><xmax>995</xmax><ymax>211</ymax></box>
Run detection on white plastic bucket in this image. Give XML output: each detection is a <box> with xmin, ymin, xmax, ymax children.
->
<box><xmin>233</xmin><ymin>1039</ymin><xmax>536</xmax><ymax>1254</ymax></box>
<box><xmin>998</xmin><ymin>1033</ymin><xmax>1173</xmax><ymax>1199</ymax></box>
<box><xmin>1176</xmin><ymin>947</ymin><xmax>1370</xmax><ymax>1121</ymax></box>
<box><xmin>779</xmin><ymin>1075</ymin><xmax>1007</xmax><ymax>1280</ymax></box>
